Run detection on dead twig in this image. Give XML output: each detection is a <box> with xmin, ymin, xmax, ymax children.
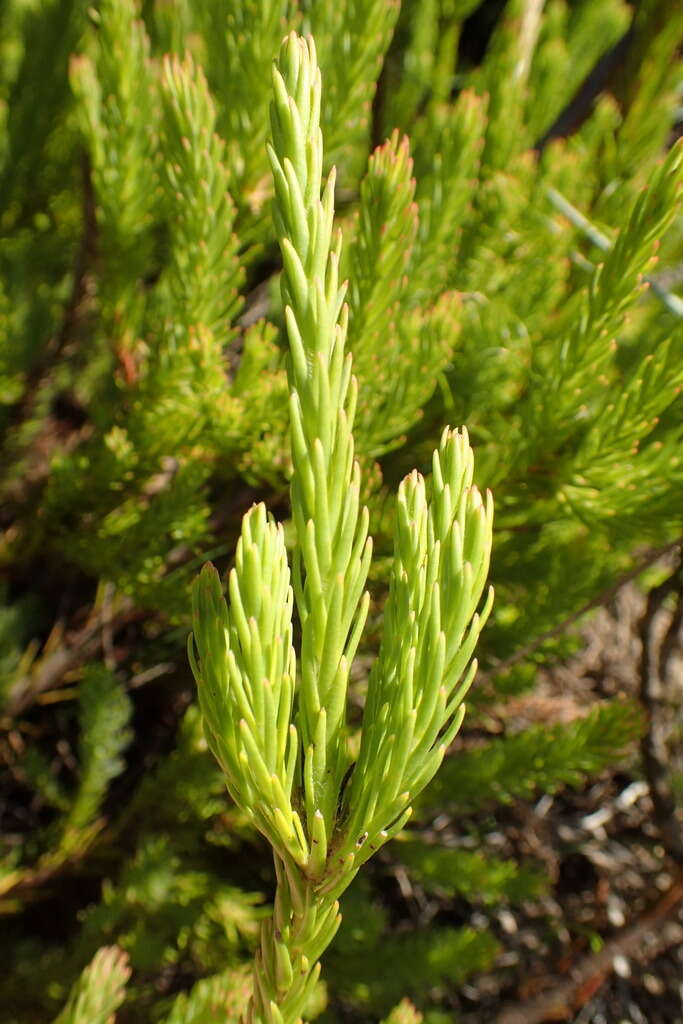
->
<box><xmin>4</xmin><ymin>596</ymin><xmax>136</xmax><ymax>719</ymax></box>
<box><xmin>638</xmin><ymin>558</ymin><xmax>683</xmax><ymax>862</ymax></box>
<box><xmin>0</xmin><ymin>819</ymin><xmax>105</xmax><ymax>905</ymax></box>
<box><xmin>493</xmin><ymin>870</ymin><xmax>683</xmax><ymax>1024</ymax></box>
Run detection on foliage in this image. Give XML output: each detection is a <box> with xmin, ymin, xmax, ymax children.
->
<box><xmin>421</xmin><ymin>701</ymin><xmax>645</xmax><ymax>815</ymax></box>
<box><xmin>52</xmin><ymin>947</ymin><xmax>131</xmax><ymax>1024</ymax></box>
<box><xmin>189</xmin><ymin>33</ymin><xmax>492</xmax><ymax>1020</ymax></box>
<box><xmin>395</xmin><ymin>838</ymin><xmax>546</xmax><ymax>904</ymax></box>
<box><xmin>1</xmin><ymin>0</ymin><xmax>682</xmax><ymax>1021</ymax></box>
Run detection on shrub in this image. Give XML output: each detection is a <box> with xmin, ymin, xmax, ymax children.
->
<box><xmin>1</xmin><ymin>1</ymin><xmax>681</xmax><ymax>1021</ymax></box>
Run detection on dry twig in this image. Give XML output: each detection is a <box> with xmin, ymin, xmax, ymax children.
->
<box><xmin>638</xmin><ymin>558</ymin><xmax>683</xmax><ymax>862</ymax></box>
<box><xmin>493</xmin><ymin>870</ymin><xmax>683</xmax><ymax>1024</ymax></box>
<box><xmin>4</xmin><ymin>596</ymin><xmax>136</xmax><ymax>718</ymax></box>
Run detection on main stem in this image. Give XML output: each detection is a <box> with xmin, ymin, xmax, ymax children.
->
<box><xmin>244</xmin><ymin>32</ymin><xmax>369</xmax><ymax>1022</ymax></box>
<box><xmin>248</xmin><ymin>856</ymin><xmax>339</xmax><ymax>1024</ymax></box>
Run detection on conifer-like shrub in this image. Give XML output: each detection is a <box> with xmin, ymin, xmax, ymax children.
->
<box><xmin>1</xmin><ymin>1</ymin><xmax>682</xmax><ymax>1022</ymax></box>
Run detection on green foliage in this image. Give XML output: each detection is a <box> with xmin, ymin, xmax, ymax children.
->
<box><xmin>53</xmin><ymin>946</ymin><xmax>131</xmax><ymax>1024</ymax></box>
<box><xmin>163</xmin><ymin>966</ymin><xmax>252</xmax><ymax>1024</ymax></box>
<box><xmin>189</xmin><ymin>34</ymin><xmax>493</xmax><ymax>1020</ymax></box>
<box><xmin>194</xmin><ymin>0</ymin><xmax>287</xmax><ymax>222</ymax></box>
<box><xmin>324</xmin><ymin>877</ymin><xmax>498</xmax><ymax>1018</ymax></box>
<box><xmin>2</xmin><ymin>0</ymin><xmax>683</xmax><ymax>1021</ymax></box>
<box><xmin>526</xmin><ymin>0</ymin><xmax>631</xmax><ymax>143</ymax></box>
<box><xmin>64</xmin><ymin>665</ymin><xmax>133</xmax><ymax>836</ymax></box>
<box><xmin>380</xmin><ymin>1001</ymin><xmax>423</xmax><ymax>1024</ymax></box>
<box><xmin>0</xmin><ymin>583</ymin><xmax>42</xmax><ymax>704</ymax></box>
<box><xmin>76</xmin><ymin>833</ymin><xmax>264</xmax><ymax>975</ymax></box>
<box><xmin>70</xmin><ymin>0</ymin><xmax>157</xmax><ymax>326</ymax></box>
<box><xmin>395</xmin><ymin>837</ymin><xmax>546</xmax><ymax>904</ymax></box>
<box><xmin>422</xmin><ymin>701</ymin><xmax>644</xmax><ymax>815</ymax></box>
<box><xmin>300</xmin><ymin>0</ymin><xmax>401</xmax><ymax>177</ymax></box>
<box><xmin>0</xmin><ymin>664</ymin><xmax>131</xmax><ymax>916</ymax></box>
<box><xmin>346</xmin><ymin>131</ymin><xmax>460</xmax><ymax>454</ymax></box>
<box><xmin>158</xmin><ymin>52</ymin><xmax>243</xmax><ymax>342</ymax></box>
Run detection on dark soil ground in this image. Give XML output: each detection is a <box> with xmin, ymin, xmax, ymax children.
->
<box><xmin>455</xmin><ymin>581</ymin><xmax>683</xmax><ymax>1024</ymax></box>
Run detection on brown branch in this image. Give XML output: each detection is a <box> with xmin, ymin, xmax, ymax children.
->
<box><xmin>536</xmin><ymin>30</ymin><xmax>632</xmax><ymax>150</ymax></box>
<box><xmin>493</xmin><ymin>870</ymin><xmax>683</xmax><ymax>1024</ymax></box>
<box><xmin>0</xmin><ymin>819</ymin><xmax>105</xmax><ymax>904</ymax></box>
<box><xmin>4</xmin><ymin>596</ymin><xmax>136</xmax><ymax>719</ymax></box>
<box><xmin>537</xmin><ymin>1</ymin><xmax>682</xmax><ymax>152</ymax></box>
<box><xmin>638</xmin><ymin>558</ymin><xmax>683</xmax><ymax>862</ymax></box>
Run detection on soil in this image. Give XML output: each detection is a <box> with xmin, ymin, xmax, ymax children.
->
<box><xmin>450</xmin><ymin>581</ymin><xmax>683</xmax><ymax>1024</ymax></box>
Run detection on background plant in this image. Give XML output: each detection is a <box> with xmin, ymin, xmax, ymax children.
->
<box><xmin>1</xmin><ymin>1</ymin><xmax>682</xmax><ymax>1022</ymax></box>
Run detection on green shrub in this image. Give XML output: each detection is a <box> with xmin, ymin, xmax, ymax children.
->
<box><xmin>1</xmin><ymin>1</ymin><xmax>682</xmax><ymax>1021</ymax></box>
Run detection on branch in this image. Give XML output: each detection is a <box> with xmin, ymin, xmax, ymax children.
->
<box><xmin>4</xmin><ymin>596</ymin><xmax>136</xmax><ymax>718</ymax></box>
<box><xmin>546</xmin><ymin>186</ymin><xmax>683</xmax><ymax>318</ymax></box>
<box><xmin>493</xmin><ymin>869</ymin><xmax>683</xmax><ymax>1024</ymax></box>
<box><xmin>0</xmin><ymin>820</ymin><xmax>105</xmax><ymax>904</ymax></box>
<box><xmin>638</xmin><ymin>557</ymin><xmax>683</xmax><ymax>862</ymax></box>
<box><xmin>536</xmin><ymin>30</ymin><xmax>632</xmax><ymax>149</ymax></box>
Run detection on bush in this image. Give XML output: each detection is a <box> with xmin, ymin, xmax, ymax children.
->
<box><xmin>1</xmin><ymin>1</ymin><xmax>681</xmax><ymax>1021</ymax></box>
